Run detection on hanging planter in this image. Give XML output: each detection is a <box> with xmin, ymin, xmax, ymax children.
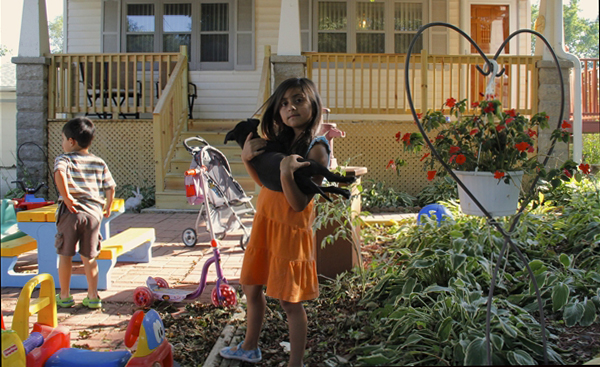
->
<box><xmin>453</xmin><ymin>170</ymin><xmax>524</xmax><ymax>217</ymax></box>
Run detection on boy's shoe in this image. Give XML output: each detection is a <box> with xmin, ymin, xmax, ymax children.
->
<box><xmin>55</xmin><ymin>294</ymin><xmax>74</xmax><ymax>308</ymax></box>
<box><xmin>82</xmin><ymin>296</ymin><xmax>102</xmax><ymax>309</ymax></box>
<box><xmin>219</xmin><ymin>342</ymin><xmax>262</xmax><ymax>363</ymax></box>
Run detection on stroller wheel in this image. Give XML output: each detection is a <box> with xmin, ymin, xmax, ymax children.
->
<box><xmin>182</xmin><ymin>228</ymin><xmax>197</xmax><ymax>247</ymax></box>
<box><xmin>211</xmin><ymin>283</ymin><xmax>237</xmax><ymax>308</ymax></box>
<box><xmin>154</xmin><ymin>277</ymin><xmax>169</xmax><ymax>288</ymax></box>
<box><xmin>240</xmin><ymin>233</ymin><xmax>250</xmax><ymax>251</ymax></box>
<box><xmin>133</xmin><ymin>286</ymin><xmax>154</xmax><ymax>308</ymax></box>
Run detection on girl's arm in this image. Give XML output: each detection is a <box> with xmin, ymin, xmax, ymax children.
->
<box><xmin>241</xmin><ymin>134</ymin><xmax>266</xmax><ymax>186</ymax></box>
<box><xmin>280</xmin><ymin>142</ymin><xmax>329</xmax><ymax>212</ymax></box>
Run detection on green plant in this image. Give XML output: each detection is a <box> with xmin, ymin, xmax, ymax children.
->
<box><xmin>360</xmin><ymin>180</ymin><xmax>416</xmax><ymax>210</ymax></box>
<box><xmin>394</xmin><ymin>98</ymin><xmax>588</xmax><ymax>186</ymax></box>
<box><xmin>582</xmin><ymin>133</ymin><xmax>600</xmax><ymax>164</ymax></box>
<box><xmin>415</xmin><ymin>176</ymin><xmax>458</xmax><ymax>206</ymax></box>
<box><xmin>116</xmin><ymin>180</ymin><xmax>155</xmax><ymax>211</ymax></box>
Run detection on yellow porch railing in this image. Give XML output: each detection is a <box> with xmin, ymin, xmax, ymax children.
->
<box><xmin>305</xmin><ymin>51</ymin><xmax>542</xmax><ymax>116</ymax></box>
<box><xmin>49</xmin><ymin>52</ymin><xmax>183</xmax><ymax>118</ymax></box>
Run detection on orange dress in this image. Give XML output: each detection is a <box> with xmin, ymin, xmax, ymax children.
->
<box><xmin>239</xmin><ymin>187</ymin><xmax>319</xmax><ymax>303</ymax></box>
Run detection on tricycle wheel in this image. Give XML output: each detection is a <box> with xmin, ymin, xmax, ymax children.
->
<box><xmin>182</xmin><ymin>228</ymin><xmax>197</xmax><ymax>247</ymax></box>
<box><xmin>154</xmin><ymin>277</ymin><xmax>169</xmax><ymax>288</ymax></box>
<box><xmin>211</xmin><ymin>283</ymin><xmax>237</xmax><ymax>308</ymax></box>
<box><xmin>133</xmin><ymin>286</ymin><xmax>154</xmax><ymax>308</ymax></box>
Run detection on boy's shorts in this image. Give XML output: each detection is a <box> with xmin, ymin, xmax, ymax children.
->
<box><xmin>54</xmin><ymin>204</ymin><xmax>102</xmax><ymax>259</ymax></box>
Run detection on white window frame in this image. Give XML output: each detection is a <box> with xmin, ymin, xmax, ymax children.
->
<box><xmin>311</xmin><ymin>0</ymin><xmax>429</xmax><ymax>53</ymax></box>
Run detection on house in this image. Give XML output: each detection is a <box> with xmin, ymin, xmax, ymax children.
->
<box><xmin>12</xmin><ymin>0</ymin><xmax>586</xmax><ymax>209</ymax></box>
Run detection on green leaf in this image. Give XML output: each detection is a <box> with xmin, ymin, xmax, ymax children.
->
<box><xmin>402</xmin><ymin>277</ymin><xmax>417</xmax><ymax>296</ymax></box>
<box><xmin>451</xmin><ymin>253</ymin><xmax>467</xmax><ymax>271</ymax></box>
<box><xmin>450</xmin><ymin>230</ymin><xmax>463</xmax><ymax>238</ymax></box>
<box><xmin>490</xmin><ymin>333</ymin><xmax>504</xmax><ymax>351</ymax></box>
<box><xmin>464</xmin><ymin>337</ymin><xmax>487</xmax><ymax>366</ymax></box>
<box><xmin>581</xmin><ymin>299</ymin><xmax>597</xmax><ymax>327</ymax></box>
<box><xmin>564</xmin><ymin>301</ymin><xmax>585</xmax><ymax>327</ymax></box>
<box><xmin>507</xmin><ymin>350</ymin><xmax>536</xmax><ymax>365</ymax></box>
<box><xmin>437</xmin><ymin>317</ymin><xmax>453</xmax><ymax>341</ymax></box>
<box><xmin>498</xmin><ymin>317</ymin><xmax>517</xmax><ymax>338</ymax></box>
<box><xmin>402</xmin><ymin>334</ymin><xmax>424</xmax><ymax>348</ymax></box>
<box><xmin>558</xmin><ymin>253</ymin><xmax>572</xmax><ymax>268</ymax></box>
<box><xmin>552</xmin><ymin>283</ymin><xmax>569</xmax><ymax>312</ymax></box>
<box><xmin>413</xmin><ymin>259</ymin><xmax>435</xmax><ymax>268</ymax></box>
<box><xmin>356</xmin><ymin>353</ymin><xmax>393</xmax><ymax>365</ymax></box>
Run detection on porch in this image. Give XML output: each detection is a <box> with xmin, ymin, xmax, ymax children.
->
<box><xmin>44</xmin><ymin>50</ymin><xmax>596</xmax><ymax>210</ymax></box>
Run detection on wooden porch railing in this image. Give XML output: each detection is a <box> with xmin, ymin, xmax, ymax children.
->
<box><xmin>49</xmin><ymin>51</ymin><xmax>184</xmax><ymax>118</ymax></box>
<box><xmin>153</xmin><ymin>52</ymin><xmax>190</xmax><ymax>195</ymax></box>
<box><xmin>571</xmin><ymin>58</ymin><xmax>599</xmax><ymax>133</ymax></box>
<box><xmin>305</xmin><ymin>51</ymin><xmax>541</xmax><ymax>116</ymax></box>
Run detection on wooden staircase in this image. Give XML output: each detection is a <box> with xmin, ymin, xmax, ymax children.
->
<box><xmin>154</xmin><ymin>119</ymin><xmax>257</xmax><ymax>210</ymax></box>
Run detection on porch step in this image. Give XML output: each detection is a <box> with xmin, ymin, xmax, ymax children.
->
<box><xmin>155</xmin><ymin>186</ymin><xmax>257</xmax><ymax>210</ymax></box>
<box><xmin>169</xmin><ymin>157</ymin><xmax>246</xmax><ymax>176</ymax></box>
<box><xmin>164</xmin><ymin>172</ymin><xmax>255</xmax><ymax>192</ymax></box>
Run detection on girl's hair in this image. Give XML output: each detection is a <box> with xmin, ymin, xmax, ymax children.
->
<box><xmin>260</xmin><ymin>77</ymin><xmax>323</xmax><ymax>156</ymax></box>
<box><xmin>63</xmin><ymin>117</ymin><xmax>95</xmax><ymax>148</ymax></box>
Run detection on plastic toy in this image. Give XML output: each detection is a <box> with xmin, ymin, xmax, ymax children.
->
<box><xmin>417</xmin><ymin>204</ymin><xmax>453</xmax><ymax>226</ymax></box>
<box><xmin>11</xmin><ymin>180</ymin><xmax>54</xmax><ymax>211</ymax></box>
<box><xmin>1</xmin><ymin>274</ymin><xmax>70</xmax><ymax>367</ymax></box>
<box><xmin>134</xmin><ymin>141</ymin><xmax>239</xmax><ymax>308</ymax></box>
<box><xmin>1</xmin><ymin>274</ymin><xmax>174</xmax><ymax>367</ymax></box>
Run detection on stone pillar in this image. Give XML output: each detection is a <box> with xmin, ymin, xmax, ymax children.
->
<box><xmin>537</xmin><ymin>59</ymin><xmax>572</xmax><ymax>169</ymax></box>
<box><xmin>11</xmin><ymin>56</ymin><xmax>51</xmax><ymax>191</ymax></box>
<box><xmin>270</xmin><ymin>55</ymin><xmax>307</xmax><ymax>90</ymax></box>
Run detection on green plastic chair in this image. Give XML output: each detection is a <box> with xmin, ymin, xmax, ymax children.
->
<box><xmin>1</xmin><ymin>199</ymin><xmax>26</xmax><ymax>242</ymax></box>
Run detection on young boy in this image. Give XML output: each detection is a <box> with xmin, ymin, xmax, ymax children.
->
<box><xmin>54</xmin><ymin>117</ymin><xmax>116</xmax><ymax>309</ymax></box>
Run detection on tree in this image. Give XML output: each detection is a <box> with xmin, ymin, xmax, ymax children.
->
<box><xmin>532</xmin><ymin>0</ymin><xmax>599</xmax><ymax>58</ymax></box>
<box><xmin>0</xmin><ymin>44</ymin><xmax>9</xmax><ymax>57</ymax></box>
<box><xmin>49</xmin><ymin>15</ymin><xmax>63</xmax><ymax>53</ymax></box>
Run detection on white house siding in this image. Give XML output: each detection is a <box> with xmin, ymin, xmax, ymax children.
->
<box><xmin>66</xmin><ymin>0</ymin><xmax>102</xmax><ymax>53</ymax></box>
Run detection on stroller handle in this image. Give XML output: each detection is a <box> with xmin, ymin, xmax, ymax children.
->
<box><xmin>183</xmin><ymin>136</ymin><xmax>210</xmax><ymax>153</ymax></box>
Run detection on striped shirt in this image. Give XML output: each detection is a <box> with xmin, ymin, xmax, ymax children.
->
<box><xmin>54</xmin><ymin>152</ymin><xmax>116</xmax><ymax>221</ymax></box>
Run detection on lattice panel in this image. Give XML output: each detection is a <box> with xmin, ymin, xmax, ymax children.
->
<box><xmin>333</xmin><ymin>120</ymin><xmax>431</xmax><ymax>196</ymax></box>
<box><xmin>48</xmin><ymin>120</ymin><xmax>155</xmax><ymax>201</ymax></box>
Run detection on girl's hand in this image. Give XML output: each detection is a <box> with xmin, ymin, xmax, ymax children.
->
<box><xmin>280</xmin><ymin>154</ymin><xmax>310</xmax><ymax>176</ymax></box>
<box><xmin>241</xmin><ymin>134</ymin><xmax>267</xmax><ymax>163</ymax></box>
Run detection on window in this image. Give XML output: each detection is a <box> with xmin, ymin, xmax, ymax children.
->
<box><xmin>313</xmin><ymin>0</ymin><xmax>426</xmax><ymax>53</ymax></box>
<box><xmin>120</xmin><ymin>0</ymin><xmax>254</xmax><ymax>70</ymax></box>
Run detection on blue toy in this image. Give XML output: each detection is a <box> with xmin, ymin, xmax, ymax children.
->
<box><xmin>417</xmin><ymin>204</ymin><xmax>453</xmax><ymax>226</ymax></box>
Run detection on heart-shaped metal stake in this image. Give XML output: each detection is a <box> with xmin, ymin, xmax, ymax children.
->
<box><xmin>405</xmin><ymin>22</ymin><xmax>568</xmax><ymax>365</ymax></box>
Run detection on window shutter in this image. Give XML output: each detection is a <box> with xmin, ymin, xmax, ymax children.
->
<box><xmin>430</xmin><ymin>0</ymin><xmax>447</xmax><ymax>55</ymax></box>
<box><xmin>235</xmin><ymin>0</ymin><xmax>255</xmax><ymax>70</ymax></box>
<box><xmin>102</xmin><ymin>0</ymin><xmax>120</xmax><ymax>52</ymax></box>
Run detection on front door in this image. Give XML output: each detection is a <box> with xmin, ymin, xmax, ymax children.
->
<box><xmin>470</xmin><ymin>4</ymin><xmax>510</xmax><ymax>102</ymax></box>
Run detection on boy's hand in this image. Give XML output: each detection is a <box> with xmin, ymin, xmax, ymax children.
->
<box><xmin>280</xmin><ymin>154</ymin><xmax>310</xmax><ymax>175</ymax></box>
<box><xmin>241</xmin><ymin>134</ymin><xmax>266</xmax><ymax>163</ymax></box>
<box><xmin>63</xmin><ymin>195</ymin><xmax>79</xmax><ymax>213</ymax></box>
<box><xmin>104</xmin><ymin>206</ymin><xmax>112</xmax><ymax>218</ymax></box>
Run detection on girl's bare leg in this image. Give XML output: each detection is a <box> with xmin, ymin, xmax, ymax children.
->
<box><xmin>280</xmin><ymin>300</ymin><xmax>307</xmax><ymax>367</ymax></box>
<box><xmin>240</xmin><ymin>284</ymin><xmax>266</xmax><ymax>350</ymax></box>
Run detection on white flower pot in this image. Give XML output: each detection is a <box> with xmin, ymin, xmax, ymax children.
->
<box><xmin>453</xmin><ymin>170</ymin><xmax>524</xmax><ymax>217</ymax></box>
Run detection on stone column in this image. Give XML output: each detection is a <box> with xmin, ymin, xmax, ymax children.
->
<box><xmin>270</xmin><ymin>55</ymin><xmax>307</xmax><ymax>90</ymax></box>
<box><xmin>537</xmin><ymin>59</ymin><xmax>572</xmax><ymax>169</ymax></box>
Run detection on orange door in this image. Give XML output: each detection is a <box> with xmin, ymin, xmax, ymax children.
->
<box><xmin>470</xmin><ymin>5</ymin><xmax>509</xmax><ymax>102</ymax></box>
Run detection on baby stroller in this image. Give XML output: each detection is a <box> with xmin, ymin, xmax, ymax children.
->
<box><xmin>182</xmin><ymin>136</ymin><xmax>255</xmax><ymax>249</ymax></box>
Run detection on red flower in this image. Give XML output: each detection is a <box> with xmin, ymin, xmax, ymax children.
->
<box><xmin>420</xmin><ymin>153</ymin><xmax>430</xmax><ymax>161</ymax></box>
<box><xmin>561</xmin><ymin>120</ymin><xmax>572</xmax><ymax>129</ymax></box>
<box><xmin>579</xmin><ymin>163</ymin><xmax>591</xmax><ymax>174</ymax></box>
<box><xmin>455</xmin><ymin>154</ymin><xmax>466</xmax><ymax>165</ymax></box>
<box><xmin>446</xmin><ymin>98</ymin><xmax>457</xmax><ymax>108</ymax></box>
<box><xmin>506</xmin><ymin>117</ymin><xmax>515</xmax><ymax>124</ymax></box>
<box><xmin>527</xmin><ymin>128</ymin><xmax>537</xmax><ymax>137</ymax></box>
<box><xmin>386</xmin><ymin>160</ymin><xmax>396</xmax><ymax>170</ymax></box>
<box><xmin>506</xmin><ymin>109</ymin><xmax>517</xmax><ymax>117</ymax></box>
<box><xmin>395</xmin><ymin>131</ymin><xmax>402</xmax><ymax>142</ymax></box>
<box><xmin>435</xmin><ymin>135</ymin><xmax>444</xmax><ymax>140</ymax></box>
<box><xmin>563</xmin><ymin>169</ymin><xmax>572</xmax><ymax>178</ymax></box>
<box><xmin>449</xmin><ymin>155</ymin><xmax>456</xmax><ymax>163</ymax></box>
<box><xmin>471</xmin><ymin>101</ymin><xmax>480</xmax><ymax>108</ymax></box>
<box><xmin>449</xmin><ymin>146</ymin><xmax>461</xmax><ymax>154</ymax></box>
<box><xmin>417</xmin><ymin>113</ymin><xmax>423</xmax><ymax>119</ymax></box>
<box><xmin>427</xmin><ymin>170</ymin><xmax>437</xmax><ymax>181</ymax></box>
<box><xmin>470</xmin><ymin>129</ymin><xmax>479</xmax><ymax>135</ymax></box>
<box><xmin>484</xmin><ymin>104</ymin><xmax>495</xmax><ymax>114</ymax></box>
<box><xmin>515</xmin><ymin>142</ymin><xmax>530</xmax><ymax>152</ymax></box>
<box><xmin>496</xmin><ymin>124</ymin><xmax>506</xmax><ymax>132</ymax></box>
<box><xmin>494</xmin><ymin>171</ymin><xmax>505</xmax><ymax>179</ymax></box>
<box><xmin>527</xmin><ymin>145</ymin><xmax>535</xmax><ymax>153</ymax></box>
<box><xmin>402</xmin><ymin>133</ymin><xmax>412</xmax><ymax>145</ymax></box>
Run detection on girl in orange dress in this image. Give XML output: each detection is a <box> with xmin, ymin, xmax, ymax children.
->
<box><xmin>220</xmin><ymin>78</ymin><xmax>330</xmax><ymax>366</ymax></box>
